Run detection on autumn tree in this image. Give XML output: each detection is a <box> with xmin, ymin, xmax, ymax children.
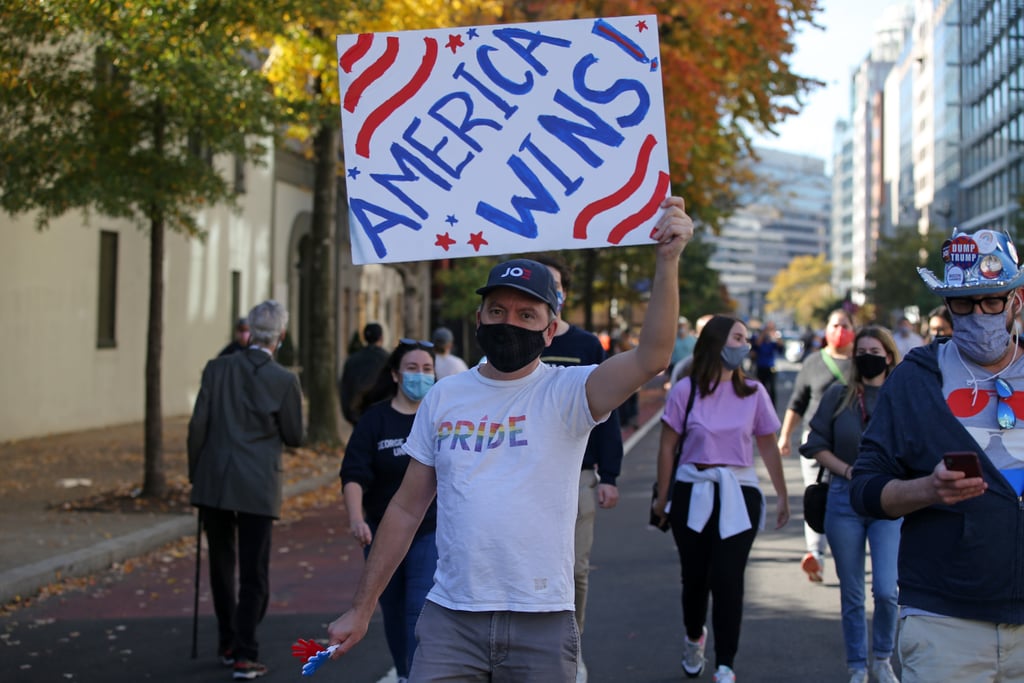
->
<box><xmin>866</xmin><ymin>225</ymin><xmax>948</xmax><ymax>325</ymax></box>
<box><xmin>267</xmin><ymin>0</ymin><xmax>821</xmax><ymax>438</ymax></box>
<box><xmin>766</xmin><ymin>253</ymin><xmax>832</xmax><ymax>327</ymax></box>
<box><xmin>677</xmin><ymin>233</ymin><xmax>732</xmax><ymax>320</ymax></box>
<box><xmin>0</xmin><ymin>2</ymin><xmax>288</xmax><ymax>496</ymax></box>
<box><xmin>261</xmin><ymin>0</ymin><xmax>503</xmax><ymax>445</ymax></box>
<box><xmin>503</xmin><ymin>0</ymin><xmax>824</xmax><ymax>230</ymax></box>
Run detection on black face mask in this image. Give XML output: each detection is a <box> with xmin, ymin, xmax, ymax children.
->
<box><xmin>854</xmin><ymin>353</ymin><xmax>888</xmax><ymax>380</ymax></box>
<box><xmin>476</xmin><ymin>323</ymin><xmax>548</xmax><ymax>373</ymax></box>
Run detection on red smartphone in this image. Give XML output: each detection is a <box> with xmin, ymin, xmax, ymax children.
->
<box><xmin>943</xmin><ymin>451</ymin><xmax>983</xmax><ymax>479</ymax></box>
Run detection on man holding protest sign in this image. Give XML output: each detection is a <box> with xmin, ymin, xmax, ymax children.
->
<box><xmin>326</xmin><ymin>196</ymin><xmax>693</xmax><ymax>680</ymax></box>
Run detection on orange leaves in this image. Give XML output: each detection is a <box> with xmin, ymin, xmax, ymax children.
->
<box><xmin>502</xmin><ymin>0</ymin><xmax>823</xmax><ymax>228</ymax></box>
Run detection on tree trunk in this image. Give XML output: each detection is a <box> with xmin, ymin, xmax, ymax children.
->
<box><xmin>142</xmin><ymin>102</ymin><xmax>167</xmax><ymax>498</ymax></box>
<box><xmin>305</xmin><ymin>121</ymin><xmax>341</xmax><ymax>445</ymax></box>
<box><xmin>143</xmin><ymin>212</ymin><xmax>167</xmax><ymax>496</ymax></box>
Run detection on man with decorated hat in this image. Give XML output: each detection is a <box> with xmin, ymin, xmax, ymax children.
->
<box><xmin>326</xmin><ymin>197</ymin><xmax>694</xmax><ymax>682</ymax></box>
<box><xmin>850</xmin><ymin>227</ymin><xmax>1024</xmax><ymax>682</ymax></box>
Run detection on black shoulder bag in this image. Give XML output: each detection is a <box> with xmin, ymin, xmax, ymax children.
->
<box><xmin>651</xmin><ymin>380</ymin><xmax>697</xmax><ymax>532</ymax></box>
<box><xmin>802</xmin><ymin>465</ymin><xmax>829</xmax><ymax>534</ymax></box>
<box><xmin>802</xmin><ymin>356</ymin><xmax>847</xmax><ymax>534</ymax></box>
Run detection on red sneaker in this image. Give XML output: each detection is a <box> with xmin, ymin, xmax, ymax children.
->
<box><xmin>801</xmin><ymin>552</ymin><xmax>823</xmax><ymax>582</ymax></box>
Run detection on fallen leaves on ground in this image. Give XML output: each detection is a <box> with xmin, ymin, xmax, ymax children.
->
<box><xmin>49</xmin><ymin>445</ymin><xmax>341</xmax><ymax>516</ymax></box>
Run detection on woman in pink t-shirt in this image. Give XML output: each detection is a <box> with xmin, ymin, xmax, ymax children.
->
<box><xmin>652</xmin><ymin>315</ymin><xmax>790</xmax><ymax>683</ymax></box>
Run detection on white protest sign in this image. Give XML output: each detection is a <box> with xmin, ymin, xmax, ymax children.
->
<box><xmin>336</xmin><ymin>15</ymin><xmax>669</xmax><ymax>264</ymax></box>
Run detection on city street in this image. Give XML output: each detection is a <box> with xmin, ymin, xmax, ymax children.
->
<box><xmin>0</xmin><ymin>366</ymin><xmax>857</xmax><ymax>682</ymax></box>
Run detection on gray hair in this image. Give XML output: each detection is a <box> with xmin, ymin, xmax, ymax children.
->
<box><xmin>247</xmin><ymin>300</ymin><xmax>289</xmax><ymax>347</ymax></box>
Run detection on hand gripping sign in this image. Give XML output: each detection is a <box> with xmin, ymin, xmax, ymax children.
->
<box><xmin>337</xmin><ymin>16</ymin><xmax>670</xmax><ymax>264</ymax></box>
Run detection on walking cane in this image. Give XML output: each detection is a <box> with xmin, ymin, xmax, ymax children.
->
<box><xmin>191</xmin><ymin>509</ymin><xmax>202</xmax><ymax>659</ymax></box>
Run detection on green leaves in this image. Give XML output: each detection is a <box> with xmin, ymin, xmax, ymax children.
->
<box><xmin>0</xmin><ymin>0</ymin><xmax>288</xmax><ymax>232</ymax></box>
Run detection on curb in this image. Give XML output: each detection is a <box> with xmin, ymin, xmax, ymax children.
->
<box><xmin>1</xmin><ymin>402</ymin><xmax>669</xmax><ymax>608</ymax></box>
<box><xmin>0</xmin><ymin>472</ymin><xmax>338</xmax><ymax>606</ymax></box>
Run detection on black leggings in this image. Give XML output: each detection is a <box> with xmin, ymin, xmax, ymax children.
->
<box><xmin>669</xmin><ymin>481</ymin><xmax>761</xmax><ymax>670</ymax></box>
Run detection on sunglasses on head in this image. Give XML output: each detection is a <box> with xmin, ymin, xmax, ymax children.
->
<box><xmin>399</xmin><ymin>338</ymin><xmax>435</xmax><ymax>349</ymax></box>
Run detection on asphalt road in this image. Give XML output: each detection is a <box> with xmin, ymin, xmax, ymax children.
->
<box><xmin>0</xmin><ymin>365</ymin><xmax>860</xmax><ymax>682</ymax></box>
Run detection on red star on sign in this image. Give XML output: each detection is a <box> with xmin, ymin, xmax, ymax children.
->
<box><xmin>467</xmin><ymin>231</ymin><xmax>488</xmax><ymax>251</ymax></box>
<box><xmin>435</xmin><ymin>232</ymin><xmax>457</xmax><ymax>251</ymax></box>
<box><xmin>445</xmin><ymin>34</ymin><xmax>465</xmax><ymax>53</ymax></box>
<box><xmin>636</xmin><ymin>20</ymin><xmax>648</xmax><ymax>32</ymax></box>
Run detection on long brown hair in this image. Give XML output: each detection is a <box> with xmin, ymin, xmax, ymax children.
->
<box><xmin>690</xmin><ymin>315</ymin><xmax>757</xmax><ymax>399</ymax></box>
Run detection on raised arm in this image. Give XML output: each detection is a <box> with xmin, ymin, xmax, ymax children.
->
<box><xmin>586</xmin><ymin>196</ymin><xmax>694</xmax><ymax>419</ymax></box>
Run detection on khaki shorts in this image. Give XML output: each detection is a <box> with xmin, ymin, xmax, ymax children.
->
<box><xmin>899</xmin><ymin>613</ymin><xmax>1024</xmax><ymax>683</ymax></box>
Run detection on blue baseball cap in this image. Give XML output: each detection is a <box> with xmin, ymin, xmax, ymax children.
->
<box><xmin>918</xmin><ymin>228</ymin><xmax>1024</xmax><ymax>297</ymax></box>
<box><xmin>476</xmin><ymin>258</ymin><xmax>560</xmax><ymax>313</ymax></box>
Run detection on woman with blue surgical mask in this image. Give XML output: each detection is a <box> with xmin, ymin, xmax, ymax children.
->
<box><xmin>653</xmin><ymin>315</ymin><xmax>789</xmax><ymax>683</ymax></box>
<box><xmin>340</xmin><ymin>339</ymin><xmax>437</xmax><ymax>683</ymax></box>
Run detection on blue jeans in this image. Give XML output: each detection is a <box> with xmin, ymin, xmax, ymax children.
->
<box><xmin>366</xmin><ymin>528</ymin><xmax>438</xmax><ymax>677</ymax></box>
<box><xmin>824</xmin><ymin>476</ymin><xmax>901</xmax><ymax>670</ymax></box>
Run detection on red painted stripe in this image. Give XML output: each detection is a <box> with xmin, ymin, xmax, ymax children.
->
<box><xmin>339</xmin><ymin>33</ymin><xmax>373</xmax><ymax>73</ymax></box>
<box><xmin>355</xmin><ymin>37</ymin><xmax>438</xmax><ymax>158</ymax></box>
<box><xmin>343</xmin><ymin>36</ymin><xmax>399</xmax><ymax>114</ymax></box>
<box><xmin>574</xmin><ymin>134</ymin><xmax>658</xmax><ymax>239</ymax></box>
<box><xmin>596</xmin><ymin>25</ymin><xmax>644</xmax><ymax>60</ymax></box>
<box><xmin>607</xmin><ymin>171</ymin><xmax>670</xmax><ymax>244</ymax></box>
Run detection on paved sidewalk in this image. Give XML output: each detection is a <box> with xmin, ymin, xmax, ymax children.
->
<box><xmin>0</xmin><ymin>380</ymin><xmax>668</xmax><ymax>609</ymax></box>
<box><xmin>0</xmin><ymin>415</ymin><xmax>350</xmax><ymax>607</ymax></box>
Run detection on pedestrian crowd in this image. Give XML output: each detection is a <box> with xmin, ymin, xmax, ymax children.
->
<box><xmin>184</xmin><ymin>222</ymin><xmax>1024</xmax><ymax>683</ymax></box>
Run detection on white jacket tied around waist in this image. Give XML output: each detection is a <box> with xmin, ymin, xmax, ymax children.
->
<box><xmin>667</xmin><ymin>463</ymin><xmax>764</xmax><ymax>538</ymax></box>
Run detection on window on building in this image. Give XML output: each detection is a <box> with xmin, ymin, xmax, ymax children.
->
<box><xmin>97</xmin><ymin>230</ymin><xmax>118</xmax><ymax>348</ymax></box>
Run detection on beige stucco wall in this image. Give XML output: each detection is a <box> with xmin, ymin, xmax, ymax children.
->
<box><xmin>0</xmin><ymin>157</ymin><xmax>277</xmax><ymax>441</ymax></box>
<box><xmin>0</xmin><ymin>147</ymin><xmax>433</xmax><ymax>442</ymax></box>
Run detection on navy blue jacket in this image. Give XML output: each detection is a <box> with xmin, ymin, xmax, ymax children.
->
<box><xmin>851</xmin><ymin>339</ymin><xmax>1024</xmax><ymax>624</ymax></box>
<box><xmin>541</xmin><ymin>325</ymin><xmax>623</xmax><ymax>485</ymax></box>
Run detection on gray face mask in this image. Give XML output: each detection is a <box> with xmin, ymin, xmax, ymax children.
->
<box><xmin>952</xmin><ymin>310</ymin><xmax>1014</xmax><ymax>365</ymax></box>
<box><xmin>721</xmin><ymin>343</ymin><xmax>751</xmax><ymax>371</ymax></box>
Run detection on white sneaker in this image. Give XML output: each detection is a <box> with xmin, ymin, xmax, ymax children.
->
<box><xmin>871</xmin><ymin>658</ymin><xmax>899</xmax><ymax>683</ymax></box>
<box><xmin>681</xmin><ymin>626</ymin><xmax>707</xmax><ymax>677</ymax></box>
<box><xmin>575</xmin><ymin>657</ymin><xmax>587</xmax><ymax>683</ymax></box>
<box><xmin>713</xmin><ymin>665</ymin><xmax>736</xmax><ymax>683</ymax></box>
<box><xmin>848</xmin><ymin>668</ymin><xmax>869</xmax><ymax>683</ymax></box>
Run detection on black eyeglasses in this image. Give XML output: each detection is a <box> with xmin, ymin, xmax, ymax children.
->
<box><xmin>946</xmin><ymin>295</ymin><xmax>1012</xmax><ymax>316</ymax></box>
<box><xmin>399</xmin><ymin>338</ymin><xmax>434</xmax><ymax>349</ymax></box>
<box><xmin>996</xmin><ymin>377</ymin><xmax>1016</xmax><ymax>430</ymax></box>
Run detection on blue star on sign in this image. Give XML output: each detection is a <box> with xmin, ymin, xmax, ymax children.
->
<box><xmin>445</xmin><ymin>215</ymin><xmax>458</xmax><ymax>226</ymax></box>
<box><xmin>467</xmin><ymin>28</ymin><xmax>479</xmax><ymax>39</ymax></box>
<box><xmin>347</xmin><ymin>167</ymin><xmax>360</xmax><ymax>179</ymax></box>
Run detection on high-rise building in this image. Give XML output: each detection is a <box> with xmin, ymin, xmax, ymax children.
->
<box><xmin>708</xmin><ymin>148</ymin><xmax>831</xmax><ymax>322</ymax></box>
<box><xmin>832</xmin><ymin>121</ymin><xmax>857</xmax><ymax>298</ymax></box>
<box><xmin>957</xmin><ymin>0</ymin><xmax>1022</xmax><ymax>234</ymax></box>
<box><xmin>844</xmin><ymin>2</ymin><xmax>916</xmax><ymax>303</ymax></box>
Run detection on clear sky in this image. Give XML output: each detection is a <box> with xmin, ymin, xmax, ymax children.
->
<box><xmin>751</xmin><ymin>0</ymin><xmax>911</xmax><ymax>161</ymax></box>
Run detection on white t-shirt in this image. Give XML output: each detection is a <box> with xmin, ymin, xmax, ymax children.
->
<box><xmin>434</xmin><ymin>353</ymin><xmax>469</xmax><ymax>379</ymax></box>
<box><xmin>403</xmin><ymin>363</ymin><xmax>599</xmax><ymax>612</ymax></box>
<box><xmin>939</xmin><ymin>342</ymin><xmax>1024</xmax><ymax>493</ymax></box>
